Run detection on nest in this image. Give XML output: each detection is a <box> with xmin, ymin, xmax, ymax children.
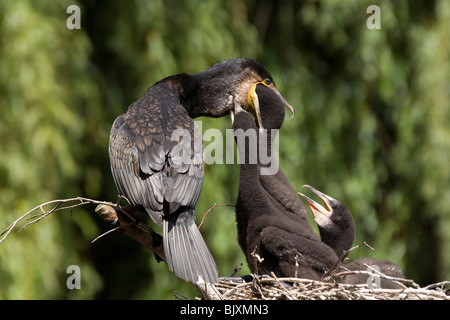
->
<box><xmin>197</xmin><ymin>272</ymin><xmax>450</xmax><ymax>300</ymax></box>
<box><xmin>196</xmin><ymin>245</ymin><xmax>450</xmax><ymax>300</ymax></box>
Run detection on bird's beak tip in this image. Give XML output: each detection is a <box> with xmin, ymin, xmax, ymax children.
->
<box><xmin>287</xmin><ymin>103</ymin><xmax>295</xmax><ymax>119</ymax></box>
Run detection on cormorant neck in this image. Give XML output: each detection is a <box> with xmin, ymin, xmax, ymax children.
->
<box><xmin>319</xmin><ymin>210</ymin><xmax>355</xmax><ymax>257</ymax></box>
<box><xmin>154</xmin><ymin>72</ymin><xmax>234</xmax><ymax>119</ymax></box>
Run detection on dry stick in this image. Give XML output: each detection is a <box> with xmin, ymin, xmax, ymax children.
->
<box><xmin>249</xmin><ymin>246</ymin><xmax>266</xmax><ymax>299</ymax></box>
<box><xmin>0</xmin><ymin>197</ymin><xmax>113</xmax><ymax>244</ymax></box>
<box><xmin>198</xmin><ymin>203</ymin><xmax>234</xmax><ymax>229</ymax></box>
<box><xmin>423</xmin><ymin>281</ymin><xmax>450</xmax><ymax>290</ymax></box>
<box><xmin>1</xmin><ymin>197</ymin><xmax>233</xmax><ymax>267</ymax></box>
<box><xmin>362</xmin><ymin>263</ymin><xmax>418</xmax><ymax>288</ymax></box>
<box><xmin>270</xmin><ymin>271</ymin><xmax>296</xmax><ymax>300</ymax></box>
<box><xmin>250</xmin><ymin>246</ymin><xmax>264</xmax><ymax>275</ymax></box>
<box><xmin>321</xmin><ymin>241</ymin><xmax>374</xmax><ymax>281</ymax></box>
<box><xmin>0</xmin><ymin>197</ymin><xmax>166</xmax><ymax>261</ymax></box>
<box><xmin>230</xmin><ymin>262</ymin><xmax>243</xmax><ymax>277</ymax></box>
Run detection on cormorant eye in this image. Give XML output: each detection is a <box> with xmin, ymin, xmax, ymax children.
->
<box><xmin>263</xmin><ymin>78</ymin><xmax>271</xmax><ymax>86</ymax></box>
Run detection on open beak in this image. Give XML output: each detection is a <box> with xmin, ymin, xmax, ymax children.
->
<box><xmin>298</xmin><ymin>185</ymin><xmax>335</xmax><ymax>225</ymax></box>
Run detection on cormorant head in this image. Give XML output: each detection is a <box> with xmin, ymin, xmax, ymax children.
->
<box><xmin>233</xmin><ymin>59</ymin><xmax>295</xmax><ymax>130</ymax></box>
<box><xmin>250</xmin><ymin>84</ymin><xmax>290</xmax><ymax>131</ymax></box>
<box><xmin>190</xmin><ymin>58</ymin><xmax>294</xmax><ymax>128</ymax></box>
<box><xmin>298</xmin><ymin>185</ymin><xmax>355</xmax><ymax>256</ymax></box>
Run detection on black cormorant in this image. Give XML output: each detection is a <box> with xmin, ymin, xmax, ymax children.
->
<box><xmin>298</xmin><ymin>185</ymin><xmax>355</xmax><ymax>258</ymax></box>
<box><xmin>109</xmin><ymin>58</ymin><xmax>291</xmax><ymax>284</ymax></box>
<box><xmin>299</xmin><ymin>185</ymin><xmax>404</xmax><ymax>288</ymax></box>
<box><xmin>233</xmin><ymin>85</ymin><xmax>340</xmax><ymax>279</ymax></box>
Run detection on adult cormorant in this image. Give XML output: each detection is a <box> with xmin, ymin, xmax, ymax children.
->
<box><xmin>233</xmin><ymin>85</ymin><xmax>340</xmax><ymax>279</ymax></box>
<box><xmin>299</xmin><ymin>185</ymin><xmax>404</xmax><ymax>288</ymax></box>
<box><xmin>109</xmin><ymin>58</ymin><xmax>291</xmax><ymax>284</ymax></box>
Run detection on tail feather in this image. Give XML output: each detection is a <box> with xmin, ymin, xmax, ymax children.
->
<box><xmin>163</xmin><ymin>210</ymin><xmax>218</xmax><ymax>284</ymax></box>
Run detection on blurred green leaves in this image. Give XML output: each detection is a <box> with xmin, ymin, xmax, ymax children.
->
<box><xmin>0</xmin><ymin>0</ymin><xmax>449</xmax><ymax>299</ymax></box>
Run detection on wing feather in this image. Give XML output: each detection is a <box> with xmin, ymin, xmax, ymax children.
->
<box><xmin>108</xmin><ymin>102</ymin><xmax>204</xmax><ymax>223</ymax></box>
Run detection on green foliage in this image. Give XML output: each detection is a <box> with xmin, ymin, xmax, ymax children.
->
<box><xmin>0</xmin><ymin>0</ymin><xmax>448</xmax><ymax>299</ymax></box>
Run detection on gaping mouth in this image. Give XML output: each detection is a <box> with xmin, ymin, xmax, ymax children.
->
<box><xmin>298</xmin><ymin>184</ymin><xmax>336</xmax><ymax>225</ymax></box>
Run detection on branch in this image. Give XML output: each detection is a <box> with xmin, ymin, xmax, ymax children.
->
<box><xmin>0</xmin><ymin>197</ymin><xmax>110</xmax><ymax>244</ymax></box>
<box><xmin>0</xmin><ymin>197</ymin><xmax>165</xmax><ymax>261</ymax></box>
<box><xmin>0</xmin><ymin>196</ymin><xmax>233</xmax><ymax>266</ymax></box>
<box><xmin>95</xmin><ymin>204</ymin><xmax>165</xmax><ymax>260</ymax></box>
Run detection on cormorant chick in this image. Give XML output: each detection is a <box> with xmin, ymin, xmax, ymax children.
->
<box><xmin>298</xmin><ymin>185</ymin><xmax>355</xmax><ymax>258</ymax></box>
<box><xmin>233</xmin><ymin>85</ymin><xmax>339</xmax><ymax>279</ymax></box>
<box><xmin>299</xmin><ymin>185</ymin><xmax>404</xmax><ymax>288</ymax></box>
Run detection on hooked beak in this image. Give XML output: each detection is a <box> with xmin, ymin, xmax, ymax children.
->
<box><xmin>298</xmin><ymin>184</ymin><xmax>336</xmax><ymax>226</ymax></box>
<box><xmin>247</xmin><ymin>84</ymin><xmax>295</xmax><ymax>131</ymax></box>
<box><xmin>234</xmin><ymin>81</ymin><xmax>295</xmax><ymax>128</ymax></box>
<box><xmin>271</xmin><ymin>87</ymin><xmax>295</xmax><ymax>119</ymax></box>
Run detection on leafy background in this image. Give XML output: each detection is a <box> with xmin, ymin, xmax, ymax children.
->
<box><xmin>0</xmin><ymin>0</ymin><xmax>448</xmax><ymax>299</ymax></box>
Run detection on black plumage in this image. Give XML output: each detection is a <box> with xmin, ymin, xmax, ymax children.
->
<box><xmin>233</xmin><ymin>85</ymin><xmax>404</xmax><ymax>287</ymax></box>
<box><xmin>109</xmin><ymin>58</ymin><xmax>288</xmax><ymax>284</ymax></box>
<box><xmin>233</xmin><ymin>85</ymin><xmax>340</xmax><ymax>279</ymax></box>
<box><xmin>298</xmin><ymin>185</ymin><xmax>355</xmax><ymax>258</ymax></box>
<box><xmin>299</xmin><ymin>185</ymin><xmax>404</xmax><ymax>288</ymax></box>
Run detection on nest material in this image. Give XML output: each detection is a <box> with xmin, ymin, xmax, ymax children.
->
<box><xmin>196</xmin><ymin>246</ymin><xmax>450</xmax><ymax>300</ymax></box>
<box><xmin>198</xmin><ymin>274</ymin><xmax>450</xmax><ymax>300</ymax></box>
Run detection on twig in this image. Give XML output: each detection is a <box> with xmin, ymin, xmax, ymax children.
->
<box><xmin>251</xmin><ymin>246</ymin><xmax>264</xmax><ymax>275</ymax></box>
<box><xmin>0</xmin><ymin>196</ymin><xmax>165</xmax><ymax>261</ymax></box>
<box><xmin>321</xmin><ymin>242</ymin><xmax>373</xmax><ymax>280</ymax></box>
<box><xmin>230</xmin><ymin>262</ymin><xmax>243</xmax><ymax>277</ymax></box>
<box><xmin>423</xmin><ymin>281</ymin><xmax>450</xmax><ymax>290</ymax></box>
<box><xmin>363</xmin><ymin>263</ymin><xmax>419</xmax><ymax>288</ymax></box>
<box><xmin>334</xmin><ymin>268</ymin><xmax>418</xmax><ymax>288</ymax></box>
<box><xmin>270</xmin><ymin>272</ymin><xmax>296</xmax><ymax>300</ymax></box>
<box><xmin>197</xmin><ymin>203</ymin><xmax>234</xmax><ymax>229</ymax></box>
<box><xmin>0</xmin><ymin>197</ymin><xmax>115</xmax><ymax>244</ymax></box>
<box><xmin>173</xmin><ymin>291</ymin><xmax>190</xmax><ymax>300</ymax></box>
<box><xmin>91</xmin><ymin>226</ymin><xmax>121</xmax><ymax>243</ymax></box>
